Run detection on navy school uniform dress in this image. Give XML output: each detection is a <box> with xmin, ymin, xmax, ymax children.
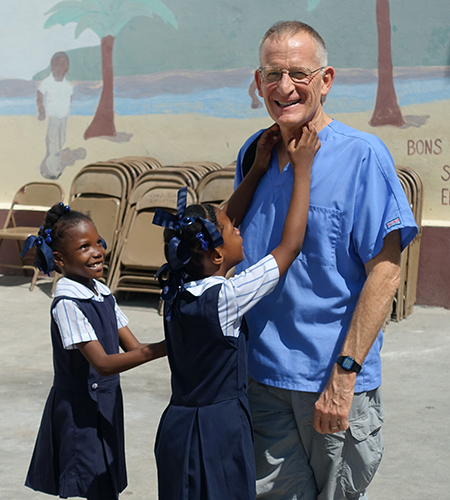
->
<box><xmin>25</xmin><ymin>289</ymin><xmax>127</xmax><ymax>500</ymax></box>
<box><xmin>156</xmin><ymin>283</ymin><xmax>255</xmax><ymax>500</ymax></box>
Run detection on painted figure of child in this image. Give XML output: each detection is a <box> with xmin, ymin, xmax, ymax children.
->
<box><xmin>37</xmin><ymin>51</ymin><xmax>73</xmax><ymax>180</ymax></box>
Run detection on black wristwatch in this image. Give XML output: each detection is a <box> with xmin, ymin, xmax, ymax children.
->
<box><xmin>337</xmin><ymin>355</ymin><xmax>362</xmax><ymax>373</ymax></box>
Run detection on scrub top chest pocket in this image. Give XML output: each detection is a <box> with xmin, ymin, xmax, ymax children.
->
<box><xmin>297</xmin><ymin>204</ymin><xmax>342</xmax><ymax>268</ymax></box>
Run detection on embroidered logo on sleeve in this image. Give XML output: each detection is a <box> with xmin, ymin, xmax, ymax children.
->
<box><xmin>386</xmin><ymin>217</ymin><xmax>401</xmax><ymax>229</ymax></box>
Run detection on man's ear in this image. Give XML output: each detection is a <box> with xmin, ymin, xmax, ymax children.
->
<box><xmin>254</xmin><ymin>70</ymin><xmax>263</xmax><ymax>98</ymax></box>
<box><xmin>320</xmin><ymin>66</ymin><xmax>335</xmax><ymax>98</ymax></box>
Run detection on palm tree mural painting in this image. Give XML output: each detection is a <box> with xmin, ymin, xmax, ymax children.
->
<box><xmin>44</xmin><ymin>0</ymin><xmax>178</xmax><ymax>140</ymax></box>
<box><xmin>308</xmin><ymin>0</ymin><xmax>404</xmax><ymax>127</ymax></box>
<box><xmin>368</xmin><ymin>0</ymin><xmax>404</xmax><ymax>126</ymax></box>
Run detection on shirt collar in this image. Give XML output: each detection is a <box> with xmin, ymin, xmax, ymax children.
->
<box><xmin>319</xmin><ymin>118</ymin><xmax>334</xmax><ymax>142</ymax></box>
<box><xmin>184</xmin><ymin>275</ymin><xmax>226</xmax><ymax>297</ymax></box>
<box><xmin>53</xmin><ymin>277</ymin><xmax>111</xmax><ymax>299</ymax></box>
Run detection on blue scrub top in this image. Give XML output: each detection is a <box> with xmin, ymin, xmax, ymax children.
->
<box><xmin>235</xmin><ymin>120</ymin><xmax>418</xmax><ymax>393</ymax></box>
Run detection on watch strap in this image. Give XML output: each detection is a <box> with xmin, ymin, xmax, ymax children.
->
<box><xmin>337</xmin><ymin>355</ymin><xmax>362</xmax><ymax>373</ymax></box>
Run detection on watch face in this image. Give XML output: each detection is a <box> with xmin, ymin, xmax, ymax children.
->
<box><xmin>342</xmin><ymin>357</ymin><xmax>354</xmax><ymax>370</ymax></box>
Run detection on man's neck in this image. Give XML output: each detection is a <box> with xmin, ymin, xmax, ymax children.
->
<box><xmin>276</xmin><ymin>142</ymin><xmax>290</xmax><ymax>173</ymax></box>
<box><xmin>276</xmin><ymin>113</ymin><xmax>332</xmax><ymax>172</ymax></box>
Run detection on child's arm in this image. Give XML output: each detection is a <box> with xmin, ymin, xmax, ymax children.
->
<box><xmin>270</xmin><ymin>122</ymin><xmax>319</xmax><ymax>277</ymax></box>
<box><xmin>77</xmin><ymin>327</ymin><xmax>166</xmax><ymax>377</ymax></box>
<box><xmin>224</xmin><ymin>123</ymin><xmax>280</xmax><ymax>227</ymax></box>
<box><xmin>36</xmin><ymin>91</ymin><xmax>45</xmax><ymax>120</ymax></box>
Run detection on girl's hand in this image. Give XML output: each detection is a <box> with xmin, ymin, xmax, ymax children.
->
<box><xmin>287</xmin><ymin>122</ymin><xmax>320</xmax><ymax>172</ymax></box>
<box><xmin>223</xmin><ymin>123</ymin><xmax>280</xmax><ymax>227</ymax></box>
<box><xmin>253</xmin><ymin>123</ymin><xmax>281</xmax><ymax>174</ymax></box>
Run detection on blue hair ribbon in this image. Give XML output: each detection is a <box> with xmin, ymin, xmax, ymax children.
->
<box><xmin>152</xmin><ymin>186</ymin><xmax>224</xmax><ymax>320</ymax></box>
<box><xmin>196</xmin><ymin>232</ymin><xmax>209</xmax><ymax>251</ymax></box>
<box><xmin>153</xmin><ymin>187</ymin><xmax>223</xmax><ymax>272</ymax></box>
<box><xmin>21</xmin><ymin>234</ymin><xmax>55</xmax><ymax>275</ymax></box>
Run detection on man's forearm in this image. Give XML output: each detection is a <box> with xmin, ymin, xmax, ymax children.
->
<box><xmin>340</xmin><ymin>229</ymin><xmax>401</xmax><ymax>364</ymax></box>
<box><xmin>313</xmin><ymin>229</ymin><xmax>402</xmax><ymax>434</ymax></box>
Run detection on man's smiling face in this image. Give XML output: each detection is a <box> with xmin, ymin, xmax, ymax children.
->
<box><xmin>255</xmin><ymin>32</ymin><xmax>332</xmax><ymax>136</ymax></box>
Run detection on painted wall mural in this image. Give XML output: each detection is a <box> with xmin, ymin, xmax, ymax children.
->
<box><xmin>1</xmin><ymin>0</ymin><xmax>449</xmax><ymax>222</ymax></box>
<box><xmin>43</xmin><ymin>0</ymin><xmax>178</xmax><ymax>140</ymax></box>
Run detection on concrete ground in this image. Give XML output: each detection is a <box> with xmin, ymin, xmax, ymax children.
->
<box><xmin>0</xmin><ymin>274</ymin><xmax>449</xmax><ymax>500</ymax></box>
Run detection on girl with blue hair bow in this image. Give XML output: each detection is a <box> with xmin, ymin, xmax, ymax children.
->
<box><xmin>153</xmin><ymin>122</ymin><xmax>319</xmax><ymax>500</ymax></box>
<box><xmin>22</xmin><ymin>202</ymin><xmax>166</xmax><ymax>500</ymax></box>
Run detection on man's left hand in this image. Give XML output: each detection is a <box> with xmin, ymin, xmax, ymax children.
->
<box><xmin>313</xmin><ymin>364</ymin><xmax>356</xmax><ymax>434</ymax></box>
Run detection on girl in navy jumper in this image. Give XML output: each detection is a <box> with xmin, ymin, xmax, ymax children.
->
<box><xmin>152</xmin><ymin>122</ymin><xmax>319</xmax><ymax>500</ymax></box>
<box><xmin>22</xmin><ymin>203</ymin><xmax>166</xmax><ymax>500</ymax></box>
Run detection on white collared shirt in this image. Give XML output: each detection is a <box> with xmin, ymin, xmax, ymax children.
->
<box><xmin>184</xmin><ymin>254</ymin><xmax>279</xmax><ymax>338</ymax></box>
<box><xmin>38</xmin><ymin>75</ymin><xmax>73</xmax><ymax>119</ymax></box>
<box><xmin>52</xmin><ymin>278</ymin><xmax>129</xmax><ymax>350</ymax></box>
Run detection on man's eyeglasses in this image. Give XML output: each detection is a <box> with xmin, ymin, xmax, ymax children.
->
<box><xmin>258</xmin><ymin>66</ymin><xmax>325</xmax><ymax>84</ymax></box>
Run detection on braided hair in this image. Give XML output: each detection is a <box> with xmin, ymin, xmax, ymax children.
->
<box><xmin>34</xmin><ymin>203</ymin><xmax>93</xmax><ymax>273</ymax></box>
<box><xmin>163</xmin><ymin>203</ymin><xmax>221</xmax><ymax>280</ymax></box>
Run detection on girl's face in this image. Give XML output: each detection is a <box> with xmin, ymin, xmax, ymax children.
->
<box><xmin>215</xmin><ymin>209</ymin><xmax>245</xmax><ymax>270</ymax></box>
<box><xmin>54</xmin><ymin>220</ymin><xmax>106</xmax><ymax>288</ymax></box>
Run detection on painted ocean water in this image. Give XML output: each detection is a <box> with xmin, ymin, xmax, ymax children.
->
<box><xmin>1</xmin><ymin>77</ymin><xmax>449</xmax><ymax>118</ymax></box>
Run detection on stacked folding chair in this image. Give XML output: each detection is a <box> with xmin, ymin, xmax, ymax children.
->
<box><xmin>391</xmin><ymin>166</ymin><xmax>424</xmax><ymax>321</ymax></box>
<box><xmin>0</xmin><ymin>182</ymin><xmax>65</xmax><ymax>290</ymax></box>
<box><xmin>196</xmin><ymin>163</ymin><xmax>236</xmax><ymax>207</ymax></box>
<box><xmin>106</xmin><ymin>161</ymin><xmax>230</xmax><ymax>296</ymax></box>
<box><xmin>159</xmin><ymin>162</ymin><xmax>223</xmax><ymax>191</ymax></box>
<box><xmin>107</xmin><ymin>156</ymin><xmax>163</xmax><ymax>174</ymax></box>
<box><xmin>107</xmin><ymin>181</ymin><xmax>197</xmax><ymax>296</ymax></box>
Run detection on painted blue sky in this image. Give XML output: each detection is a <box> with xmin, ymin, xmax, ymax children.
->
<box><xmin>0</xmin><ymin>1</ymin><xmax>98</xmax><ymax>80</ymax></box>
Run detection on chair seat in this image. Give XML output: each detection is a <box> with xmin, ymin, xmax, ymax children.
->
<box><xmin>0</xmin><ymin>181</ymin><xmax>64</xmax><ymax>291</ymax></box>
<box><xmin>0</xmin><ymin>227</ymin><xmax>39</xmax><ymax>239</ymax></box>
